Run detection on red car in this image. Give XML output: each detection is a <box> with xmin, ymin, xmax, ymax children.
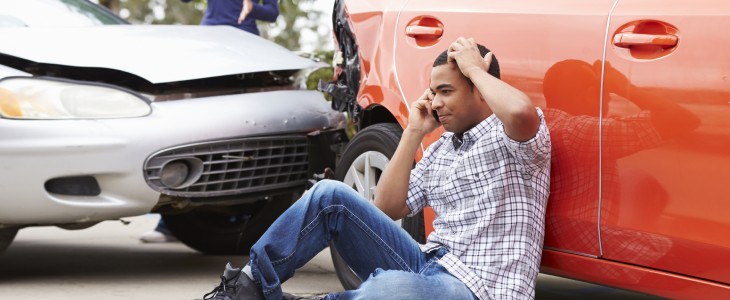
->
<box><xmin>321</xmin><ymin>0</ymin><xmax>730</xmax><ymax>299</ymax></box>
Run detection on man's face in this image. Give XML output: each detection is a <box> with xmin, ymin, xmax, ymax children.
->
<box><xmin>429</xmin><ymin>64</ymin><xmax>491</xmax><ymax>133</ymax></box>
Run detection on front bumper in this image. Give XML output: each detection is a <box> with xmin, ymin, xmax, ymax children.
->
<box><xmin>0</xmin><ymin>90</ymin><xmax>346</xmax><ymax>225</ymax></box>
<box><xmin>143</xmin><ymin>128</ymin><xmax>348</xmax><ymax>199</ymax></box>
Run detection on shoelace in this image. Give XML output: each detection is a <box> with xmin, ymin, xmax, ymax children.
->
<box><xmin>203</xmin><ymin>272</ymin><xmax>241</xmax><ymax>300</ymax></box>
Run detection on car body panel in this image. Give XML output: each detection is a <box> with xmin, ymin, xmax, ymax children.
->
<box><xmin>0</xmin><ymin>25</ymin><xmax>319</xmax><ymax>84</ymax></box>
<box><xmin>343</xmin><ymin>0</ymin><xmax>412</xmax><ymax>134</ymax></box>
<box><xmin>0</xmin><ymin>64</ymin><xmax>28</xmax><ymax>77</ymax></box>
<box><xmin>600</xmin><ymin>0</ymin><xmax>730</xmax><ymax>285</ymax></box>
<box><xmin>0</xmin><ymin>90</ymin><xmax>345</xmax><ymax>224</ymax></box>
<box><xmin>542</xmin><ymin>249</ymin><xmax>729</xmax><ymax>299</ymax></box>
<box><xmin>336</xmin><ymin>0</ymin><xmax>730</xmax><ymax>297</ymax></box>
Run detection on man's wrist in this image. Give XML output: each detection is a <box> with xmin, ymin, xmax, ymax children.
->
<box><xmin>403</xmin><ymin>127</ymin><xmax>428</xmax><ymax>141</ymax></box>
<box><xmin>464</xmin><ymin>66</ymin><xmax>485</xmax><ymax>79</ymax></box>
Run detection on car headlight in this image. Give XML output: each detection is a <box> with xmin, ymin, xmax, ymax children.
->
<box><xmin>0</xmin><ymin>77</ymin><xmax>151</xmax><ymax>119</ymax></box>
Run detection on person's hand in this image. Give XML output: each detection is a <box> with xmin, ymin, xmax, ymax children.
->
<box><xmin>238</xmin><ymin>0</ymin><xmax>253</xmax><ymax>24</ymax></box>
<box><xmin>447</xmin><ymin>37</ymin><xmax>492</xmax><ymax>79</ymax></box>
<box><xmin>407</xmin><ymin>89</ymin><xmax>441</xmax><ymax>136</ymax></box>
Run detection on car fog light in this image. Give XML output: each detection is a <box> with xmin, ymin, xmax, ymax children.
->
<box><xmin>158</xmin><ymin>158</ymin><xmax>204</xmax><ymax>189</ymax></box>
<box><xmin>160</xmin><ymin>162</ymin><xmax>189</xmax><ymax>188</ymax></box>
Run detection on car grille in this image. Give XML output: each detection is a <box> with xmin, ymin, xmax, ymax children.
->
<box><xmin>144</xmin><ymin>135</ymin><xmax>309</xmax><ymax>197</ymax></box>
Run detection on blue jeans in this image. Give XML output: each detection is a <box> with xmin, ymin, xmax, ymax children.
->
<box><xmin>248</xmin><ymin>180</ymin><xmax>476</xmax><ymax>300</ymax></box>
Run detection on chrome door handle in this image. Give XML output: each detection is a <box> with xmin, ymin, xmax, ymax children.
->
<box><xmin>405</xmin><ymin>25</ymin><xmax>443</xmax><ymax>38</ymax></box>
<box><xmin>613</xmin><ymin>33</ymin><xmax>678</xmax><ymax>48</ymax></box>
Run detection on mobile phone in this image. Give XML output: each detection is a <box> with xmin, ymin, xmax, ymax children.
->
<box><xmin>432</xmin><ymin>109</ymin><xmax>440</xmax><ymax>123</ymax></box>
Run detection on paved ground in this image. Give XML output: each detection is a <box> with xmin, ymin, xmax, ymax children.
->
<box><xmin>0</xmin><ymin>215</ymin><xmax>662</xmax><ymax>299</ymax></box>
<box><xmin>0</xmin><ymin>215</ymin><xmax>341</xmax><ymax>300</ymax></box>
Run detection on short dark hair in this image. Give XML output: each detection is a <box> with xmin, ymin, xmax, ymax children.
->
<box><xmin>433</xmin><ymin>44</ymin><xmax>501</xmax><ymax>79</ymax></box>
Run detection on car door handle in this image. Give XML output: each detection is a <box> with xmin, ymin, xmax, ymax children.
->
<box><xmin>613</xmin><ymin>33</ymin><xmax>678</xmax><ymax>48</ymax></box>
<box><xmin>405</xmin><ymin>25</ymin><xmax>443</xmax><ymax>38</ymax></box>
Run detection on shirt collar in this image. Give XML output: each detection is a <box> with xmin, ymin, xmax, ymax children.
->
<box><xmin>446</xmin><ymin>114</ymin><xmax>499</xmax><ymax>151</ymax></box>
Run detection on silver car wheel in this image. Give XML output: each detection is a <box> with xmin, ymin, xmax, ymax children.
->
<box><xmin>342</xmin><ymin>150</ymin><xmax>401</xmax><ymax>226</ymax></box>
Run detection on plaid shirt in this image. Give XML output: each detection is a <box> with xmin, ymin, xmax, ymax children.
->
<box><xmin>406</xmin><ymin>108</ymin><xmax>551</xmax><ymax>300</ymax></box>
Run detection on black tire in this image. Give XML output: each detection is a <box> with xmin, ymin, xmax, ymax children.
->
<box><xmin>0</xmin><ymin>228</ymin><xmax>18</xmax><ymax>254</ymax></box>
<box><xmin>162</xmin><ymin>192</ymin><xmax>297</xmax><ymax>255</ymax></box>
<box><xmin>330</xmin><ymin>123</ymin><xmax>426</xmax><ymax>290</ymax></box>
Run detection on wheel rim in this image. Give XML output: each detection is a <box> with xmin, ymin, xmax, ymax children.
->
<box><xmin>342</xmin><ymin>150</ymin><xmax>401</xmax><ymax>226</ymax></box>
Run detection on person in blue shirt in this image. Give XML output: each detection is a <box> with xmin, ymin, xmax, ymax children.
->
<box><xmin>140</xmin><ymin>0</ymin><xmax>279</xmax><ymax>244</ymax></box>
<box><xmin>183</xmin><ymin>0</ymin><xmax>279</xmax><ymax>35</ymax></box>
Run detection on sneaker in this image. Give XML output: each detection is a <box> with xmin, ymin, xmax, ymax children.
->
<box><xmin>203</xmin><ymin>263</ymin><xmax>264</xmax><ymax>300</ymax></box>
<box><xmin>139</xmin><ymin>230</ymin><xmax>178</xmax><ymax>243</ymax></box>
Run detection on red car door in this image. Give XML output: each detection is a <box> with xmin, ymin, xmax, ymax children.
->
<box><xmin>392</xmin><ymin>0</ymin><xmax>615</xmax><ymax>257</ymax></box>
<box><xmin>601</xmin><ymin>0</ymin><xmax>730</xmax><ymax>287</ymax></box>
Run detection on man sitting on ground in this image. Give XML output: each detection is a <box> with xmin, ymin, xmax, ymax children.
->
<box><xmin>202</xmin><ymin>36</ymin><xmax>551</xmax><ymax>300</ymax></box>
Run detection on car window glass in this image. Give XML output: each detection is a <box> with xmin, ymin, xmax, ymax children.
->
<box><xmin>0</xmin><ymin>0</ymin><xmax>127</xmax><ymax>27</ymax></box>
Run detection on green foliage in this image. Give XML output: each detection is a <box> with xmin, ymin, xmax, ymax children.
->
<box><xmin>305</xmin><ymin>49</ymin><xmax>334</xmax><ymax>92</ymax></box>
<box><xmin>120</xmin><ymin>0</ymin><xmax>204</xmax><ymax>25</ymax></box>
<box><xmin>259</xmin><ymin>0</ymin><xmax>324</xmax><ymax>52</ymax></box>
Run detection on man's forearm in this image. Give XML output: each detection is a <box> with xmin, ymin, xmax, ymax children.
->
<box><xmin>469</xmin><ymin>70</ymin><xmax>539</xmax><ymax>142</ymax></box>
<box><xmin>374</xmin><ymin>128</ymin><xmax>424</xmax><ymax>220</ymax></box>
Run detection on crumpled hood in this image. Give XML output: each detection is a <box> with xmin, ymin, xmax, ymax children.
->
<box><xmin>0</xmin><ymin>25</ymin><xmax>319</xmax><ymax>84</ymax></box>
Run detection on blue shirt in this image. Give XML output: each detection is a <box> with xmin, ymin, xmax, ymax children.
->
<box><xmin>182</xmin><ymin>0</ymin><xmax>279</xmax><ymax>35</ymax></box>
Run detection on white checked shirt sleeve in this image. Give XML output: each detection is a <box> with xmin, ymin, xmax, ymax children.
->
<box><xmin>501</xmin><ymin>108</ymin><xmax>552</xmax><ymax>173</ymax></box>
<box><xmin>406</xmin><ymin>137</ymin><xmax>444</xmax><ymax>217</ymax></box>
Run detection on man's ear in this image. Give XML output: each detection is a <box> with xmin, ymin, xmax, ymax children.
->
<box><xmin>471</xmin><ymin>83</ymin><xmax>486</xmax><ymax>103</ymax></box>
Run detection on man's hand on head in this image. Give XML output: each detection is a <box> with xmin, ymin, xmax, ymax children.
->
<box><xmin>446</xmin><ymin>37</ymin><xmax>540</xmax><ymax>141</ymax></box>
<box><xmin>447</xmin><ymin>37</ymin><xmax>492</xmax><ymax>79</ymax></box>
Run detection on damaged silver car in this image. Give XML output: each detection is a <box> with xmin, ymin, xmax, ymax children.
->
<box><xmin>0</xmin><ymin>0</ymin><xmax>347</xmax><ymax>255</ymax></box>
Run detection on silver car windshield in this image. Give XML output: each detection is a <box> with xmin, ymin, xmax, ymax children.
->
<box><xmin>0</xmin><ymin>0</ymin><xmax>127</xmax><ymax>27</ymax></box>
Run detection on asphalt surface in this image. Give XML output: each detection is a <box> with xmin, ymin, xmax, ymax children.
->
<box><xmin>0</xmin><ymin>215</ymin><xmax>662</xmax><ymax>299</ymax></box>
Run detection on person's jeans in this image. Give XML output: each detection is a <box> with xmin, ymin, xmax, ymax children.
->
<box><xmin>248</xmin><ymin>180</ymin><xmax>476</xmax><ymax>300</ymax></box>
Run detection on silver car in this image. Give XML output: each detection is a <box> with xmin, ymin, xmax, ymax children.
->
<box><xmin>0</xmin><ymin>0</ymin><xmax>347</xmax><ymax>255</ymax></box>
